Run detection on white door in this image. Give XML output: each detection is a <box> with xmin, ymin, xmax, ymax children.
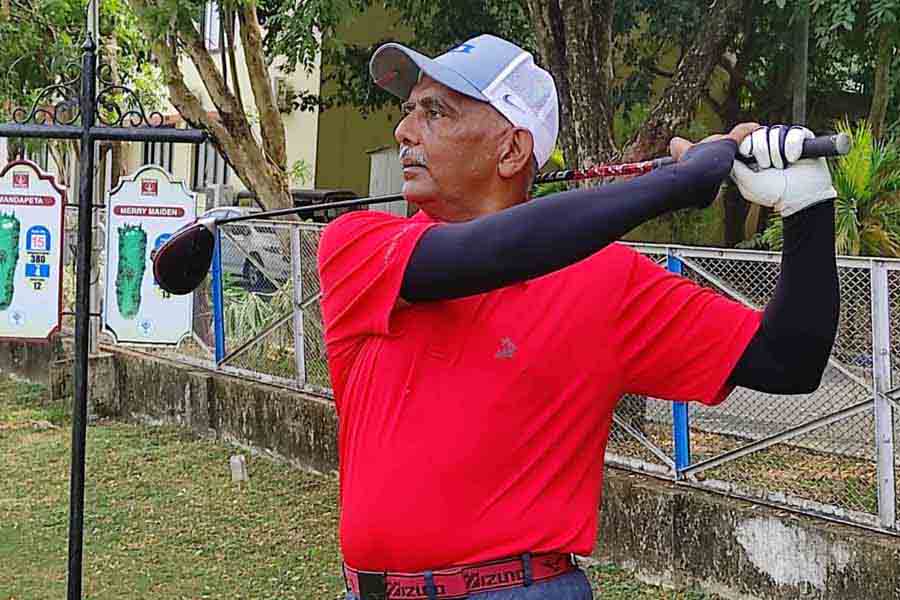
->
<box><xmin>368</xmin><ymin>147</ymin><xmax>406</xmax><ymax>216</ymax></box>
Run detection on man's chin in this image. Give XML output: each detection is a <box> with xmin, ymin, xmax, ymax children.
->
<box><xmin>402</xmin><ymin>184</ymin><xmax>437</xmax><ymax>208</ymax></box>
<box><xmin>402</xmin><ymin>191</ymin><xmax>447</xmax><ymax>222</ymax></box>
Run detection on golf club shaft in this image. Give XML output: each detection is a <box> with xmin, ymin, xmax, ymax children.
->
<box><xmin>536</xmin><ymin>132</ymin><xmax>851</xmax><ymax>184</ymax></box>
<box><xmin>216</xmin><ymin>193</ymin><xmax>407</xmax><ymax>225</ymax></box>
<box><xmin>533</xmin><ymin>157</ymin><xmax>673</xmax><ymax>184</ymax></box>
<box><xmin>214</xmin><ymin>158</ymin><xmax>684</xmax><ymax>226</ymax></box>
<box><xmin>216</xmin><ymin>132</ymin><xmax>850</xmax><ymax>226</ymax></box>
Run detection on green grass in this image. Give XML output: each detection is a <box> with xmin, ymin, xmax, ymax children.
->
<box><xmin>0</xmin><ymin>375</ymin><xmax>719</xmax><ymax>599</ymax></box>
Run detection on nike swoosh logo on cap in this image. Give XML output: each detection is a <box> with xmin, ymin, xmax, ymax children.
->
<box><xmin>501</xmin><ymin>94</ymin><xmax>525</xmax><ymax>112</ymax></box>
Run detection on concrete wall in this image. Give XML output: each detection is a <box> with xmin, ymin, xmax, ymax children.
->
<box><xmin>4</xmin><ymin>340</ymin><xmax>896</xmax><ymax>600</ymax></box>
<box><xmin>598</xmin><ymin>472</ymin><xmax>900</xmax><ymax>599</ymax></box>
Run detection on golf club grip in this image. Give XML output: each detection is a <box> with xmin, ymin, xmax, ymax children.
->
<box><xmin>799</xmin><ymin>132</ymin><xmax>852</xmax><ymax>159</ymax></box>
<box><xmin>736</xmin><ymin>132</ymin><xmax>852</xmax><ymax>165</ymax></box>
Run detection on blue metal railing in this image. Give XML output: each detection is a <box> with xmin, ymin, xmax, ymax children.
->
<box><xmin>211</xmin><ymin>228</ymin><xmax>226</xmax><ymax>363</ymax></box>
<box><xmin>667</xmin><ymin>252</ymin><xmax>691</xmax><ymax>475</ymax></box>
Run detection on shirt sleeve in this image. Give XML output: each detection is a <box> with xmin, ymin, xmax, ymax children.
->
<box><xmin>317</xmin><ymin>211</ymin><xmax>437</xmax><ymax>347</ymax></box>
<box><xmin>610</xmin><ymin>247</ymin><xmax>763</xmax><ymax>406</ymax></box>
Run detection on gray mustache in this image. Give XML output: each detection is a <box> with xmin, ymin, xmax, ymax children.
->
<box><xmin>399</xmin><ymin>146</ymin><xmax>428</xmax><ymax>167</ymax></box>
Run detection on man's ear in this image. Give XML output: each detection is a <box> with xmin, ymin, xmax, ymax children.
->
<box><xmin>498</xmin><ymin>128</ymin><xmax>535</xmax><ymax>179</ymax></box>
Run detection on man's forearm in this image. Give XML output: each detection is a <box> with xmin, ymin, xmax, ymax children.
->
<box><xmin>728</xmin><ymin>201</ymin><xmax>839</xmax><ymax>393</ymax></box>
<box><xmin>401</xmin><ymin>140</ymin><xmax>736</xmax><ymax>302</ymax></box>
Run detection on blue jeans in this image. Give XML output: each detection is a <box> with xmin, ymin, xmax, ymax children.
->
<box><xmin>345</xmin><ymin>568</ymin><xmax>593</xmax><ymax>599</ymax></box>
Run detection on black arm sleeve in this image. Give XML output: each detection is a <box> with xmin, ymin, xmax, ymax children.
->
<box><xmin>401</xmin><ymin>139</ymin><xmax>737</xmax><ymax>302</ymax></box>
<box><xmin>728</xmin><ymin>200</ymin><xmax>839</xmax><ymax>393</ymax></box>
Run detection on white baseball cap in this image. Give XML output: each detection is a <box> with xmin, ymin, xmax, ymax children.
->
<box><xmin>370</xmin><ymin>34</ymin><xmax>560</xmax><ymax>168</ymax></box>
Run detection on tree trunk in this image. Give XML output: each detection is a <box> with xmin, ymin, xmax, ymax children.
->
<box><xmin>236</xmin><ymin>1</ymin><xmax>287</xmax><ymax>171</ymax></box>
<box><xmin>724</xmin><ymin>186</ymin><xmax>748</xmax><ymax>246</ymax></box>
<box><xmin>524</xmin><ymin>0</ymin><xmax>617</xmax><ymax>168</ymax></box>
<box><xmin>869</xmin><ymin>23</ymin><xmax>895</xmax><ymax>139</ymax></box>
<box><xmin>623</xmin><ymin>0</ymin><xmax>745</xmax><ymax>161</ymax></box>
<box><xmin>129</xmin><ymin>0</ymin><xmax>292</xmax><ymax>210</ymax></box>
<box><xmin>791</xmin><ymin>0</ymin><xmax>809</xmax><ymax>124</ymax></box>
<box><xmin>7</xmin><ymin>139</ymin><xmax>22</xmax><ymax>161</ymax></box>
<box><xmin>47</xmin><ymin>141</ymin><xmax>71</xmax><ymax>186</ymax></box>
<box><xmin>721</xmin><ymin>0</ymin><xmax>756</xmax><ymax>246</ymax></box>
<box><xmin>223</xmin><ymin>9</ymin><xmax>245</xmax><ymax>116</ymax></box>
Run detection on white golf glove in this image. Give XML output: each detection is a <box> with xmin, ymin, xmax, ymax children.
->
<box><xmin>730</xmin><ymin>125</ymin><xmax>837</xmax><ymax>217</ymax></box>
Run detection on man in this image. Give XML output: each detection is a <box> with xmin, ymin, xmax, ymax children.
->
<box><xmin>318</xmin><ymin>34</ymin><xmax>838</xmax><ymax>600</ymax></box>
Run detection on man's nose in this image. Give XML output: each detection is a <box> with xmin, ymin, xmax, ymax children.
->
<box><xmin>394</xmin><ymin>112</ymin><xmax>418</xmax><ymax>147</ymax></box>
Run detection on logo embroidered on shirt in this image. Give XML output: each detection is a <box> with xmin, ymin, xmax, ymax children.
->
<box><xmin>495</xmin><ymin>337</ymin><xmax>517</xmax><ymax>359</ymax></box>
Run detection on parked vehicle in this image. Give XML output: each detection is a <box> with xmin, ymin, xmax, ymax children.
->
<box><xmin>201</xmin><ymin>207</ymin><xmax>292</xmax><ymax>292</ymax></box>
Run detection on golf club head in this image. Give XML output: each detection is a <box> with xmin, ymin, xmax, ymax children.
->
<box><xmin>152</xmin><ymin>218</ymin><xmax>217</xmax><ymax>295</ymax></box>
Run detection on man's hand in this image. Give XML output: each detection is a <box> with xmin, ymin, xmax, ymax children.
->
<box><xmin>665</xmin><ymin>122</ymin><xmax>759</xmax><ymax>211</ymax></box>
<box><xmin>730</xmin><ymin>125</ymin><xmax>838</xmax><ymax>217</ymax></box>
<box><xmin>669</xmin><ymin>122</ymin><xmax>760</xmax><ymax>161</ymax></box>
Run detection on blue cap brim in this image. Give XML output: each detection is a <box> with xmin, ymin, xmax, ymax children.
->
<box><xmin>370</xmin><ymin>43</ymin><xmax>488</xmax><ymax>103</ymax></box>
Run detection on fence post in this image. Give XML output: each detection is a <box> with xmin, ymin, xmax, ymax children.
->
<box><xmin>667</xmin><ymin>250</ymin><xmax>691</xmax><ymax>476</ymax></box>
<box><xmin>211</xmin><ymin>228</ymin><xmax>226</xmax><ymax>364</ymax></box>
<box><xmin>291</xmin><ymin>226</ymin><xmax>306</xmax><ymax>387</ymax></box>
<box><xmin>870</xmin><ymin>261</ymin><xmax>897</xmax><ymax>528</ymax></box>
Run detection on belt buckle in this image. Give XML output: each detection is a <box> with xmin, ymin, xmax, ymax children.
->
<box><xmin>358</xmin><ymin>572</ymin><xmax>388</xmax><ymax>600</ymax></box>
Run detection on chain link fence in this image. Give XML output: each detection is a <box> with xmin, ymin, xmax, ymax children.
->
<box><xmin>120</xmin><ymin>218</ymin><xmax>897</xmax><ymax>536</ymax></box>
<box><xmin>209</xmin><ymin>220</ymin><xmax>331</xmax><ymax>394</ymax></box>
<box><xmin>625</xmin><ymin>244</ymin><xmax>898</xmax><ymax>533</ymax></box>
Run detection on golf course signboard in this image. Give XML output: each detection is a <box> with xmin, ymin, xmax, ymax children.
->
<box><xmin>0</xmin><ymin>160</ymin><xmax>65</xmax><ymax>341</ymax></box>
<box><xmin>104</xmin><ymin>165</ymin><xmax>195</xmax><ymax>345</ymax></box>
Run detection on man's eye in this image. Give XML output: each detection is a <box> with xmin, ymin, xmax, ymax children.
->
<box><xmin>427</xmin><ymin>108</ymin><xmax>441</xmax><ymax>118</ymax></box>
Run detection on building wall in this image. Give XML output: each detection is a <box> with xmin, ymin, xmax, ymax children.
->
<box><xmin>314</xmin><ymin>5</ymin><xmax>408</xmax><ymax>197</ymax></box>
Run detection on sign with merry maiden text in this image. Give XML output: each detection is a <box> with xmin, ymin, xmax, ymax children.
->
<box><xmin>103</xmin><ymin>165</ymin><xmax>196</xmax><ymax>345</ymax></box>
<box><xmin>0</xmin><ymin>161</ymin><xmax>65</xmax><ymax>341</ymax></box>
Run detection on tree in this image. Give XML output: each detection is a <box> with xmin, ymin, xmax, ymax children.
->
<box><xmin>126</xmin><ymin>0</ymin><xmax>294</xmax><ymax>209</ymax></box>
<box><xmin>0</xmin><ymin>0</ymin><xmax>156</xmax><ymax>184</ymax></box>
<box><xmin>313</xmin><ymin>1</ymin><xmax>750</xmax><ymax>170</ymax></box>
<box><xmin>809</xmin><ymin>0</ymin><xmax>900</xmax><ymax>138</ymax></box>
<box><xmin>762</xmin><ymin>119</ymin><xmax>900</xmax><ymax>256</ymax></box>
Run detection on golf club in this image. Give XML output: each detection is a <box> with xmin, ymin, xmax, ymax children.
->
<box><xmin>153</xmin><ymin>132</ymin><xmax>851</xmax><ymax>295</ymax></box>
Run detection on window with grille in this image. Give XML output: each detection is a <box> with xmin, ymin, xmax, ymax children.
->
<box><xmin>192</xmin><ymin>140</ymin><xmax>230</xmax><ymax>190</ymax></box>
<box><xmin>24</xmin><ymin>142</ymin><xmax>49</xmax><ymax>172</ymax></box>
<box><xmin>142</xmin><ymin>140</ymin><xmax>174</xmax><ymax>172</ymax></box>
<box><xmin>199</xmin><ymin>1</ymin><xmax>221</xmax><ymax>52</ymax></box>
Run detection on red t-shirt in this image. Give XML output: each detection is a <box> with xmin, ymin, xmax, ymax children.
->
<box><xmin>317</xmin><ymin>210</ymin><xmax>762</xmax><ymax>572</ymax></box>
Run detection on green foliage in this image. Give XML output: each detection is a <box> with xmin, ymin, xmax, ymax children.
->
<box><xmin>308</xmin><ymin>0</ymin><xmax>534</xmax><ymax>114</ymax></box>
<box><xmin>832</xmin><ymin>118</ymin><xmax>900</xmax><ymax>255</ymax></box>
<box><xmin>532</xmin><ymin>147</ymin><xmax>567</xmax><ymax>198</ymax></box>
<box><xmin>261</xmin><ymin>0</ymin><xmax>370</xmax><ymax>75</ymax></box>
<box><xmin>804</xmin><ymin>0</ymin><xmax>900</xmax><ymax>128</ymax></box>
<box><xmin>810</xmin><ymin>0</ymin><xmax>900</xmax><ymax>38</ymax></box>
<box><xmin>0</xmin><ymin>0</ymin><xmax>154</xmax><ymax>114</ymax></box>
<box><xmin>289</xmin><ymin>159</ymin><xmax>313</xmax><ymax>186</ymax></box>
<box><xmin>222</xmin><ymin>274</ymin><xmax>293</xmax><ymax>342</ymax></box>
<box><xmin>762</xmin><ymin>119</ymin><xmax>900</xmax><ymax>255</ymax></box>
<box><xmin>310</xmin><ymin>0</ymin><xmax>727</xmax><ymax>119</ymax></box>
